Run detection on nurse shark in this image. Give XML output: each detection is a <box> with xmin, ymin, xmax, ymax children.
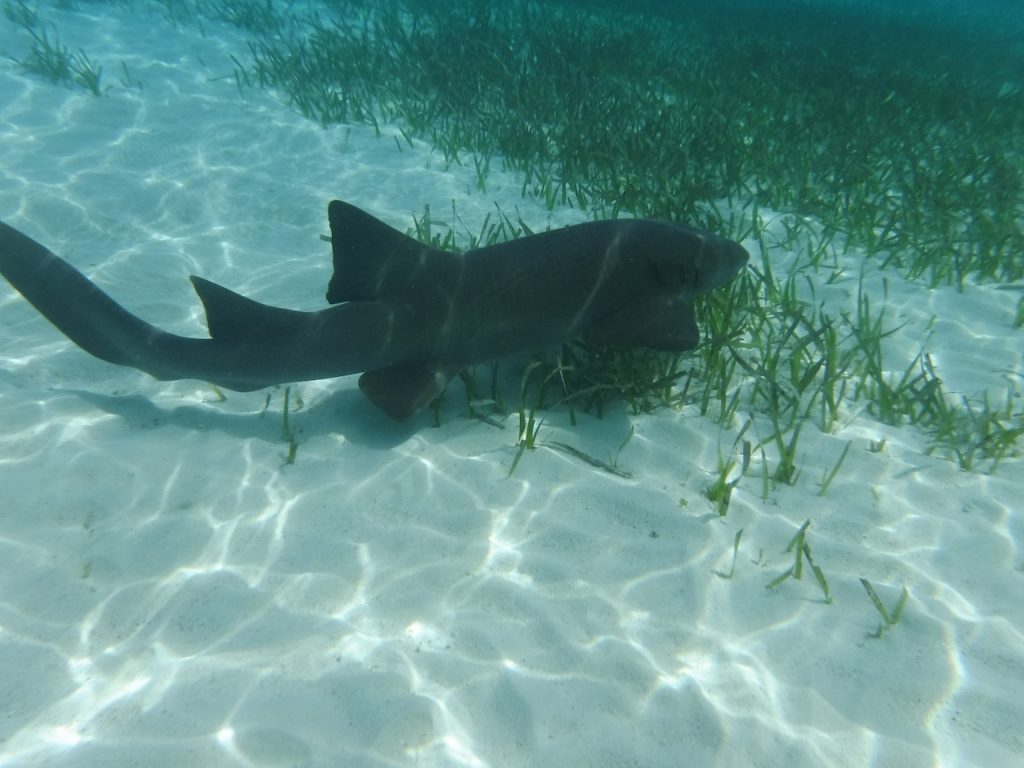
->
<box><xmin>0</xmin><ymin>200</ymin><xmax>748</xmax><ymax>420</ymax></box>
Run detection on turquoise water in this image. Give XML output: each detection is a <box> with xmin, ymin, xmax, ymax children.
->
<box><xmin>0</xmin><ymin>2</ymin><xmax>1022</xmax><ymax>767</ymax></box>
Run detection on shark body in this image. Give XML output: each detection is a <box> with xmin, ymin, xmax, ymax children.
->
<box><xmin>0</xmin><ymin>200</ymin><xmax>748</xmax><ymax>420</ymax></box>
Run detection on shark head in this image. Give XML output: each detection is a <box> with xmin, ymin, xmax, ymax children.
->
<box><xmin>580</xmin><ymin>219</ymin><xmax>749</xmax><ymax>354</ymax></box>
<box><xmin>645</xmin><ymin>222</ymin><xmax>749</xmax><ymax>300</ymax></box>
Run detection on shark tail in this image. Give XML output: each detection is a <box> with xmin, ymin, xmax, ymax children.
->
<box><xmin>0</xmin><ymin>221</ymin><xmax>168</xmax><ymax>369</ymax></box>
<box><xmin>0</xmin><ymin>222</ymin><xmax>285</xmax><ymax>390</ymax></box>
<box><xmin>1</xmin><ymin>220</ymin><xmax>409</xmax><ymax>393</ymax></box>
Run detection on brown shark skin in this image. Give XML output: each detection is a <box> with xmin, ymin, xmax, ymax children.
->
<box><xmin>0</xmin><ymin>201</ymin><xmax>748</xmax><ymax>419</ymax></box>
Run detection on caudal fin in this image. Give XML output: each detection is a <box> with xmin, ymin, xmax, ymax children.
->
<box><xmin>0</xmin><ymin>221</ymin><xmax>162</xmax><ymax>368</ymax></box>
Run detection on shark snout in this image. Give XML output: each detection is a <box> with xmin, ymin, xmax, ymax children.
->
<box><xmin>693</xmin><ymin>234</ymin><xmax>749</xmax><ymax>294</ymax></box>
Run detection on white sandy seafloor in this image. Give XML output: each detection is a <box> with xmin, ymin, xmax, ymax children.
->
<box><xmin>0</xmin><ymin>5</ymin><xmax>1022</xmax><ymax>768</ymax></box>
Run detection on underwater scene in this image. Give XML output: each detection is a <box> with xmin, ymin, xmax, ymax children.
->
<box><xmin>0</xmin><ymin>0</ymin><xmax>1021</xmax><ymax>765</ymax></box>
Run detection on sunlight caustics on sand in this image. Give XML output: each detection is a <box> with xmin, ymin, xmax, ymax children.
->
<box><xmin>0</xmin><ymin>2</ymin><xmax>1022</xmax><ymax>767</ymax></box>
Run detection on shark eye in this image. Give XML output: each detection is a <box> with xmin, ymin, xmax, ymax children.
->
<box><xmin>650</xmin><ymin>255</ymin><xmax>696</xmax><ymax>289</ymax></box>
<box><xmin>675</xmin><ymin>263</ymin><xmax>696</xmax><ymax>287</ymax></box>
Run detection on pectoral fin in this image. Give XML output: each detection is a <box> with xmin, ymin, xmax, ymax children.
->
<box><xmin>584</xmin><ymin>295</ymin><xmax>700</xmax><ymax>351</ymax></box>
<box><xmin>358</xmin><ymin>362</ymin><xmax>459</xmax><ymax>421</ymax></box>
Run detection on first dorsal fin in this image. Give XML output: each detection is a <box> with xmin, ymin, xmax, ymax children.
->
<box><xmin>326</xmin><ymin>200</ymin><xmax>458</xmax><ymax>305</ymax></box>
